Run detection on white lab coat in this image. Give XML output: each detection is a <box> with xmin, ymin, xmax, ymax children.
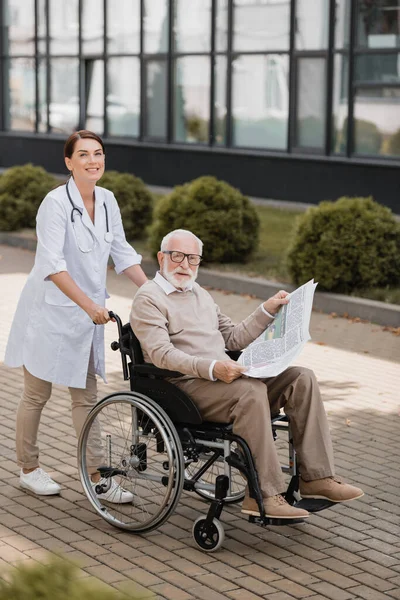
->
<box><xmin>5</xmin><ymin>177</ymin><xmax>142</xmax><ymax>388</ymax></box>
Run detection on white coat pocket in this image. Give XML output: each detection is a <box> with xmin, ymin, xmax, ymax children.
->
<box><xmin>44</xmin><ymin>284</ymin><xmax>76</xmax><ymax>307</ymax></box>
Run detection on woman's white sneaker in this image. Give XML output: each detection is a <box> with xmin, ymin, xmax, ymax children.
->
<box><xmin>92</xmin><ymin>478</ymin><xmax>133</xmax><ymax>504</ymax></box>
<box><xmin>20</xmin><ymin>468</ymin><xmax>61</xmax><ymax>495</ymax></box>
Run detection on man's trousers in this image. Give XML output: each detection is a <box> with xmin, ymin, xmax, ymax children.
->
<box><xmin>174</xmin><ymin>366</ymin><xmax>335</xmax><ymax>498</ymax></box>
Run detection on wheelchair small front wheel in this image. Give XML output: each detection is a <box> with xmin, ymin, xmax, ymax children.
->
<box><xmin>192</xmin><ymin>517</ymin><xmax>225</xmax><ymax>552</ymax></box>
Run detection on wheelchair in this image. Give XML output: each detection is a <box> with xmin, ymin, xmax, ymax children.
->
<box><xmin>78</xmin><ymin>313</ymin><xmax>334</xmax><ymax>552</ymax></box>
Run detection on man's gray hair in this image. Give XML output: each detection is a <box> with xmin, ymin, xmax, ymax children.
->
<box><xmin>160</xmin><ymin>229</ymin><xmax>203</xmax><ymax>254</ymax></box>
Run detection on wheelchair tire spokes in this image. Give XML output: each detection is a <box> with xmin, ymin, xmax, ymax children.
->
<box><xmin>78</xmin><ymin>392</ymin><xmax>184</xmax><ymax>533</ymax></box>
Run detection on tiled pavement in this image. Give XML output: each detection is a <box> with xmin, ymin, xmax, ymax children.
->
<box><xmin>0</xmin><ymin>244</ymin><xmax>399</xmax><ymax>600</ymax></box>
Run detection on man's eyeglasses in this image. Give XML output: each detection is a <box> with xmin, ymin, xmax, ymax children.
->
<box><xmin>163</xmin><ymin>251</ymin><xmax>202</xmax><ymax>266</ymax></box>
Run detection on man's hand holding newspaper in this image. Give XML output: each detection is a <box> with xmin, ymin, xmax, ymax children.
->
<box><xmin>238</xmin><ymin>279</ymin><xmax>318</xmax><ymax>378</ymax></box>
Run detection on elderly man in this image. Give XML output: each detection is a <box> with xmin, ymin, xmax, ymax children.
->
<box><xmin>130</xmin><ymin>229</ymin><xmax>363</xmax><ymax>519</ymax></box>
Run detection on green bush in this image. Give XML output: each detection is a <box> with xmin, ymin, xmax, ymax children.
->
<box><xmin>286</xmin><ymin>196</ymin><xmax>400</xmax><ymax>293</ymax></box>
<box><xmin>148</xmin><ymin>175</ymin><xmax>260</xmax><ymax>263</ymax></box>
<box><xmin>384</xmin><ymin>128</ymin><xmax>400</xmax><ymax>156</ymax></box>
<box><xmin>0</xmin><ymin>164</ymin><xmax>58</xmax><ymax>231</ymax></box>
<box><xmin>337</xmin><ymin>118</ymin><xmax>382</xmax><ymax>155</ymax></box>
<box><xmin>0</xmin><ymin>556</ymin><xmax>146</xmax><ymax>600</ymax></box>
<box><xmin>98</xmin><ymin>170</ymin><xmax>153</xmax><ymax>240</ymax></box>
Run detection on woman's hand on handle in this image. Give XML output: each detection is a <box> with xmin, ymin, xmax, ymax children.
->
<box><xmin>88</xmin><ymin>304</ymin><xmax>111</xmax><ymax>325</ymax></box>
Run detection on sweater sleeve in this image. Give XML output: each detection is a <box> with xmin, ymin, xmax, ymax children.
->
<box><xmin>130</xmin><ymin>292</ymin><xmax>215</xmax><ymax>380</ymax></box>
<box><xmin>216</xmin><ymin>303</ymin><xmax>273</xmax><ymax>350</ymax></box>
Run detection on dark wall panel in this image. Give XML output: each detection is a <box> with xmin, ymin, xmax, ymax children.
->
<box><xmin>0</xmin><ymin>133</ymin><xmax>398</xmax><ymax>213</ymax></box>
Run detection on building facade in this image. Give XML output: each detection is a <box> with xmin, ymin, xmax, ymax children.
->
<box><xmin>0</xmin><ymin>0</ymin><xmax>399</xmax><ymax>211</ymax></box>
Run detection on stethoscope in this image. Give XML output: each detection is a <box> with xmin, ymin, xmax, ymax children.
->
<box><xmin>66</xmin><ymin>178</ymin><xmax>113</xmax><ymax>252</ymax></box>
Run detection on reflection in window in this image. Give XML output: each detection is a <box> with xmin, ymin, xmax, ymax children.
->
<box><xmin>50</xmin><ymin>59</ymin><xmax>79</xmax><ymax>133</ymax></box>
<box><xmin>107</xmin><ymin>0</ymin><xmax>140</xmax><ymax>54</ymax></box>
<box><xmin>108</xmin><ymin>58</ymin><xmax>140</xmax><ymax>137</ymax></box>
<box><xmin>7</xmin><ymin>57</ymin><xmax>35</xmax><ymax>131</ymax></box>
<box><xmin>216</xmin><ymin>0</ymin><xmax>228</xmax><ymax>52</ymax></box>
<box><xmin>296</xmin><ymin>58</ymin><xmax>326</xmax><ymax>148</ymax></box>
<box><xmin>232</xmin><ymin>54</ymin><xmax>289</xmax><ymax>150</ymax></box>
<box><xmin>174</xmin><ymin>57</ymin><xmax>210</xmax><ymax>143</ymax></box>
<box><xmin>146</xmin><ymin>61</ymin><xmax>167</xmax><ymax>139</ymax></box>
<box><xmin>4</xmin><ymin>0</ymin><xmax>35</xmax><ymax>55</ymax></box>
<box><xmin>295</xmin><ymin>0</ymin><xmax>329</xmax><ymax>50</ymax></box>
<box><xmin>175</xmin><ymin>0</ymin><xmax>211</xmax><ymax>52</ymax></box>
<box><xmin>355</xmin><ymin>53</ymin><xmax>400</xmax><ymax>83</ymax></box>
<box><xmin>332</xmin><ymin>55</ymin><xmax>348</xmax><ymax>154</ymax></box>
<box><xmin>144</xmin><ymin>0</ymin><xmax>168</xmax><ymax>54</ymax></box>
<box><xmin>86</xmin><ymin>60</ymin><xmax>104</xmax><ymax>134</ymax></box>
<box><xmin>215</xmin><ymin>56</ymin><xmax>227</xmax><ymax>145</ymax></box>
<box><xmin>82</xmin><ymin>0</ymin><xmax>104</xmax><ymax>55</ymax></box>
<box><xmin>50</xmin><ymin>0</ymin><xmax>78</xmax><ymax>55</ymax></box>
<box><xmin>357</xmin><ymin>0</ymin><xmax>400</xmax><ymax>48</ymax></box>
<box><xmin>233</xmin><ymin>0</ymin><xmax>290</xmax><ymax>51</ymax></box>
<box><xmin>334</xmin><ymin>0</ymin><xmax>351</xmax><ymax>49</ymax></box>
<box><xmin>354</xmin><ymin>88</ymin><xmax>400</xmax><ymax>156</ymax></box>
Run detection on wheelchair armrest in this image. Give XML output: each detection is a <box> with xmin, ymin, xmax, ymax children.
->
<box><xmin>132</xmin><ymin>363</ymin><xmax>183</xmax><ymax>379</ymax></box>
<box><xmin>226</xmin><ymin>350</ymin><xmax>242</xmax><ymax>361</ymax></box>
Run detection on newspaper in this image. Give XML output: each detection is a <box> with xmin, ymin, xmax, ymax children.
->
<box><xmin>238</xmin><ymin>279</ymin><xmax>317</xmax><ymax>378</ymax></box>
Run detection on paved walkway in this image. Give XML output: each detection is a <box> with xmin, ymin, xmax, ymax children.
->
<box><xmin>0</xmin><ymin>245</ymin><xmax>399</xmax><ymax>600</ymax></box>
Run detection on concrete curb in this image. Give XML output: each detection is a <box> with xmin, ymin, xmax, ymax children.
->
<box><xmin>1</xmin><ymin>232</ymin><xmax>399</xmax><ymax>328</ymax></box>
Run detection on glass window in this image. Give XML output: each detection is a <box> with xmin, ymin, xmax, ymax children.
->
<box><xmin>216</xmin><ymin>0</ymin><xmax>228</xmax><ymax>52</ymax></box>
<box><xmin>49</xmin><ymin>58</ymin><xmax>79</xmax><ymax>133</ymax></box>
<box><xmin>174</xmin><ymin>0</ymin><xmax>211</xmax><ymax>52</ymax></box>
<box><xmin>295</xmin><ymin>0</ymin><xmax>329</xmax><ymax>50</ymax></box>
<box><xmin>107</xmin><ymin>57</ymin><xmax>140</xmax><ymax>137</ymax></box>
<box><xmin>38</xmin><ymin>58</ymin><xmax>47</xmax><ymax>133</ymax></box>
<box><xmin>86</xmin><ymin>60</ymin><xmax>104</xmax><ymax>134</ymax></box>
<box><xmin>107</xmin><ymin>0</ymin><xmax>140</xmax><ymax>54</ymax></box>
<box><xmin>174</xmin><ymin>57</ymin><xmax>210</xmax><ymax>144</ymax></box>
<box><xmin>215</xmin><ymin>56</ymin><xmax>227</xmax><ymax>145</ymax></box>
<box><xmin>82</xmin><ymin>0</ymin><xmax>104</xmax><ymax>55</ymax></box>
<box><xmin>233</xmin><ymin>0</ymin><xmax>290</xmax><ymax>52</ymax></box>
<box><xmin>232</xmin><ymin>54</ymin><xmax>289</xmax><ymax>150</ymax></box>
<box><xmin>37</xmin><ymin>0</ymin><xmax>46</xmax><ymax>55</ymax></box>
<box><xmin>357</xmin><ymin>1</ymin><xmax>400</xmax><ymax>48</ymax></box>
<box><xmin>354</xmin><ymin>87</ymin><xmax>400</xmax><ymax>156</ymax></box>
<box><xmin>332</xmin><ymin>54</ymin><xmax>348</xmax><ymax>154</ymax></box>
<box><xmin>355</xmin><ymin>53</ymin><xmax>400</xmax><ymax>83</ymax></box>
<box><xmin>145</xmin><ymin>60</ymin><xmax>168</xmax><ymax>139</ymax></box>
<box><xmin>7</xmin><ymin>57</ymin><xmax>35</xmax><ymax>131</ymax></box>
<box><xmin>143</xmin><ymin>0</ymin><xmax>168</xmax><ymax>54</ymax></box>
<box><xmin>4</xmin><ymin>0</ymin><xmax>35</xmax><ymax>55</ymax></box>
<box><xmin>50</xmin><ymin>0</ymin><xmax>79</xmax><ymax>55</ymax></box>
<box><xmin>335</xmin><ymin>0</ymin><xmax>351</xmax><ymax>49</ymax></box>
<box><xmin>296</xmin><ymin>58</ymin><xmax>326</xmax><ymax>149</ymax></box>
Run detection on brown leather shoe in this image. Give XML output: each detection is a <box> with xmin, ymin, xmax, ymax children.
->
<box><xmin>241</xmin><ymin>494</ymin><xmax>309</xmax><ymax>519</ymax></box>
<box><xmin>300</xmin><ymin>476</ymin><xmax>364</xmax><ymax>503</ymax></box>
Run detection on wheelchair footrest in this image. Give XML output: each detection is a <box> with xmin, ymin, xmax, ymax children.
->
<box><xmin>249</xmin><ymin>515</ymin><xmax>307</xmax><ymax>526</ymax></box>
<box><xmin>294</xmin><ymin>498</ymin><xmax>336</xmax><ymax>512</ymax></box>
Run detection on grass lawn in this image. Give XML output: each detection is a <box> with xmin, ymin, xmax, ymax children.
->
<box><xmin>137</xmin><ymin>199</ymin><xmax>400</xmax><ymax>305</ymax></box>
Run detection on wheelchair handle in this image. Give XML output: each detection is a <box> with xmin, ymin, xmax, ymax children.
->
<box><xmin>108</xmin><ymin>311</ymin><xmax>129</xmax><ymax>380</ymax></box>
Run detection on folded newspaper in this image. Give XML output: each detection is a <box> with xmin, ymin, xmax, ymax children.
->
<box><xmin>238</xmin><ymin>279</ymin><xmax>318</xmax><ymax>378</ymax></box>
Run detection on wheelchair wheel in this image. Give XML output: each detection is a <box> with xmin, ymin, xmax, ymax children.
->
<box><xmin>78</xmin><ymin>392</ymin><xmax>184</xmax><ymax>533</ymax></box>
<box><xmin>192</xmin><ymin>517</ymin><xmax>225</xmax><ymax>552</ymax></box>
<box><xmin>184</xmin><ymin>441</ymin><xmax>246</xmax><ymax>504</ymax></box>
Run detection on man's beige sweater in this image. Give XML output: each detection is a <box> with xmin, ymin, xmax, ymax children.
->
<box><xmin>130</xmin><ymin>279</ymin><xmax>272</xmax><ymax>381</ymax></box>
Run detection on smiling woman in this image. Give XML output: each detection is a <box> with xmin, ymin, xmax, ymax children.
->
<box><xmin>4</xmin><ymin>129</ymin><xmax>148</xmax><ymax>499</ymax></box>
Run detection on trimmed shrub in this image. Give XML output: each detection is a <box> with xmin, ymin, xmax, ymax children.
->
<box><xmin>98</xmin><ymin>170</ymin><xmax>153</xmax><ymax>240</ymax></box>
<box><xmin>384</xmin><ymin>128</ymin><xmax>400</xmax><ymax>156</ymax></box>
<box><xmin>286</xmin><ymin>196</ymin><xmax>400</xmax><ymax>293</ymax></box>
<box><xmin>0</xmin><ymin>556</ymin><xmax>146</xmax><ymax>600</ymax></box>
<box><xmin>0</xmin><ymin>164</ymin><xmax>58</xmax><ymax>231</ymax></box>
<box><xmin>148</xmin><ymin>175</ymin><xmax>260</xmax><ymax>263</ymax></box>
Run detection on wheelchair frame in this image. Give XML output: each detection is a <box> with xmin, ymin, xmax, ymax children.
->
<box><xmin>78</xmin><ymin>312</ymin><xmax>333</xmax><ymax>552</ymax></box>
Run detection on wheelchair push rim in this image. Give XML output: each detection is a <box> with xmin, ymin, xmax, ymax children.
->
<box><xmin>78</xmin><ymin>392</ymin><xmax>185</xmax><ymax>533</ymax></box>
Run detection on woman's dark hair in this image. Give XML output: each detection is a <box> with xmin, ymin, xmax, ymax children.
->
<box><xmin>64</xmin><ymin>130</ymin><xmax>105</xmax><ymax>158</ymax></box>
